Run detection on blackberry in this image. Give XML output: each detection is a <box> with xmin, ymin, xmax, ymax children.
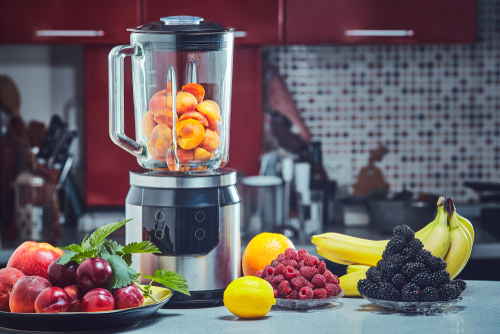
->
<box><xmin>438</xmin><ymin>284</ymin><xmax>458</xmax><ymax>301</ymax></box>
<box><xmin>391</xmin><ymin>273</ymin><xmax>407</xmax><ymax>289</ymax></box>
<box><xmin>376</xmin><ymin>259</ymin><xmax>385</xmax><ymax>270</ymax></box>
<box><xmin>380</xmin><ymin>254</ymin><xmax>404</xmax><ymax>280</ymax></box>
<box><xmin>429</xmin><ymin>270</ymin><xmax>451</xmax><ymax>287</ymax></box>
<box><xmin>378</xmin><ymin>282</ymin><xmax>400</xmax><ymax>301</ymax></box>
<box><xmin>451</xmin><ymin>279</ymin><xmax>467</xmax><ymax>293</ymax></box>
<box><xmin>427</xmin><ymin>257</ymin><xmax>447</xmax><ymax>272</ymax></box>
<box><xmin>357</xmin><ymin>279</ymin><xmax>371</xmax><ymax>295</ymax></box>
<box><xmin>401</xmin><ymin>283</ymin><xmax>420</xmax><ymax>301</ymax></box>
<box><xmin>402</xmin><ymin>262</ymin><xmax>426</xmax><ymax>277</ymax></box>
<box><xmin>408</xmin><ymin>238</ymin><xmax>424</xmax><ymax>252</ymax></box>
<box><xmin>384</xmin><ymin>236</ymin><xmax>406</xmax><ymax>256</ymax></box>
<box><xmin>364</xmin><ymin>282</ymin><xmax>381</xmax><ymax>299</ymax></box>
<box><xmin>393</xmin><ymin>225</ymin><xmax>415</xmax><ymax>241</ymax></box>
<box><xmin>420</xmin><ymin>287</ymin><xmax>439</xmax><ymax>302</ymax></box>
<box><xmin>400</xmin><ymin>247</ymin><xmax>419</xmax><ymax>263</ymax></box>
<box><xmin>411</xmin><ymin>272</ymin><xmax>431</xmax><ymax>287</ymax></box>
<box><xmin>366</xmin><ymin>267</ymin><xmax>382</xmax><ymax>283</ymax></box>
<box><xmin>415</xmin><ymin>249</ymin><xmax>432</xmax><ymax>265</ymax></box>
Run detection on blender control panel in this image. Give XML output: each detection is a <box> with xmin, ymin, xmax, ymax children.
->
<box><xmin>142</xmin><ymin>206</ymin><xmax>220</xmax><ymax>256</ymax></box>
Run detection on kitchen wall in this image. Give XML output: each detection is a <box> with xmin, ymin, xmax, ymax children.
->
<box><xmin>265</xmin><ymin>0</ymin><xmax>500</xmax><ymax>203</ymax></box>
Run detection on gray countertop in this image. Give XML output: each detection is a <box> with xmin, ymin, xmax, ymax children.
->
<box><xmin>2</xmin><ymin>280</ymin><xmax>495</xmax><ymax>334</ymax></box>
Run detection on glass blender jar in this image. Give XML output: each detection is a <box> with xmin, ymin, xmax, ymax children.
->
<box><xmin>109</xmin><ymin>16</ymin><xmax>234</xmax><ymax>172</ymax></box>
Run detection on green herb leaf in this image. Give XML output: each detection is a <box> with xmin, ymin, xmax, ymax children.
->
<box><xmin>58</xmin><ymin>249</ymin><xmax>97</xmax><ymax>265</ymax></box>
<box><xmin>122</xmin><ymin>241</ymin><xmax>160</xmax><ymax>254</ymax></box>
<box><xmin>59</xmin><ymin>244</ymin><xmax>83</xmax><ymax>253</ymax></box>
<box><xmin>81</xmin><ymin>234</ymin><xmax>90</xmax><ymax>252</ymax></box>
<box><xmin>98</xmin><ymin>239</ymin><xmax>124</xmax><ymax>257</ymax></box>
<box><xmin>143</xmin><ymin>270</ymin><xmax>190</xmax><ymax>296</ymax></box>
<box><xmin>102</xmin><ymin>254</ymin><xmax>137</xmax><ymax>290</ymax></box>
<box><xmin>57</xmin><ymin>253</ymin><xmax>76</xmax><ymax>265</ymax></box>
<box><xmin>88</xmin><ymin>219</ymin><xmax>131</xmax><ymax>249</ymax></box>
<box><xmin>122</xmin><ymin>253</ymin><xmax>133</xmax><ymax>266</ymax></box>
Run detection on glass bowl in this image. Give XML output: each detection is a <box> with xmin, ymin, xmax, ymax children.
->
<box><xmin>361</xmin><ymin>294</ymin><xmax>464</xmax><ymax>313</ymax></box>
<box><xmin>274</xmin><ymin>289</ymin><xmax>345</xmax><ymax>309</ymax></box>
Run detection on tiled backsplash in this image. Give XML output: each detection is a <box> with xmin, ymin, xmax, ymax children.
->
<box><xmin>265</xmin><ymin>0</ymin><xmax>500</xmax><ymax>203</ymax></box>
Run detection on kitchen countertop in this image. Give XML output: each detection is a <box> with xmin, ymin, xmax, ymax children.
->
<box><xmin>2</xmin><ymin>280</ymin><xmax>494</xmax><ymax>334</ymax></box>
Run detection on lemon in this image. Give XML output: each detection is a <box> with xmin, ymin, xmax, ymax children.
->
<box><xmin>223</xmin><ymin>276</ymin><xmax>276</xmax><ymax>319</ymax></box>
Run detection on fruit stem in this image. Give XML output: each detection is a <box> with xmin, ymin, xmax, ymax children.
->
<box><xmin>133</xmin><ymin>282</ymin><xmax>159</xmax><ymax>303</ymax></box>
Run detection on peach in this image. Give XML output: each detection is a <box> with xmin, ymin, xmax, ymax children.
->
<box><xmin>176</xmin><ymin>119</ymin><xmax>205</xmax><ymax>150</ymax></box>
<box><xmin>178</xmin><ymin>111</ymin><xmax>209</xmax><ymax>127</ymax></box>
<box><xmin>154</xmin><ymin>108</ymin><xmax>176</xmax><ymax>128</ymax></box>
<box><xmin>149</xmin><ymin>90</ymin><xmax>167</xmax><ymax>112</ymax></box>
<box><xmin>0</xmin><ymin>268</ymin><xmax>25</xmax><ymax>312</ymax></box>
<box><xmin>182</xmin><ymin>83</ymin><xmax>205</xmax><ymax>103</ymax></box>
<box><xmin>199</xmin><ymin>129</ymin><xmax>220</xmax><ymax>153</ymax></box>
<box><xmin>9</xmin><ymin>276</ymin><xmax>52</xmax><ymax>313</ymax></box>
<box><xmin>193</xmin><ymin>147</ymin><xmax>213</xmax><ymax>161</ymax></box>
<box><xmin>172</xmin><ymin>91</ymin><xmax>197</xmax><ymax>115</ymax></box>
<box><xmin>7</xmin><ymin>241</ymin><xmax>64</xmax><ymax>279</ymax></box>
<box><xmin>147</xmin><ymin>124</ymin><xmax>173</xmax><ymax>160</ymax></box>
<box><xmin>196</xmin><ymin>101</ymin><xmax>221</xmax><ymax>131</ymax></box>
<box><xmin>142</xmin><ymin>111</ymin><xmax>155</xmax><ymax>139</ymax></box>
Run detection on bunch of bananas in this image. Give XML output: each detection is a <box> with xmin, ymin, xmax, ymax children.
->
<box><xmin>311</xmin><ymin>197</ymin><xmax>474</xmax><ymax>296</ymax></box>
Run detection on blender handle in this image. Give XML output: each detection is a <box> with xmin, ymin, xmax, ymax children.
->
<box><xmin>109</xmin><ymin>45</ymin><xmax>145</xmax><ymax>157</ymax></box>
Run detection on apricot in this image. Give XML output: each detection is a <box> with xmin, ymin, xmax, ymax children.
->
<box><xmin>197</xmin><ymin>101</ymin><xmax>221</xmax><ymax>131</ymax></box>
<box><xmin>193</xmin><ymin>147</ymin><xmax>213</xmax><ymax>161</ymax></box>
<box><xmin>142</xmin><ymin>111</ymin><xmax>155</xmax><ymax>138</ymax></box>
<box><xmin>147</xmin><ymin>124</ymin><xmax>173</xmax><ymax>160</ymax></box>
<box><xmin>205</xmin><ymin>100</ymin><xmax>220</xmax><ymax>110</ymax></box>
<box><xmin>167</xmin><ymin>92</ymin><xmax>198</xmax><ymax>115</ymax></box>
<box><xmin>0</xmin><ymin>268</ymin><xmax>24</xmax><ymax>312</ymax></box>
<box><xmin>182</xmin><ymin>83</ymin><xmax>205</xmax><ymax>103</ymax></box>
<box><xmin>176</xmin><ymin>119</ymin><xmax>205</xmax><ymax>150</ymax></box>
<box><xmin>200</xmin><ymin>129</ymin><xmax>220</xmax><ymax>152</ymax></box>
<box><xmin>154</xmin><ymin>108</ymin><xmax>176</xmax><ymax>128</ymax></box>
<box><xmin>149</xmin><ymin>90</ymin><xmax>167</xmax><ymax>112</ymax></box>
<box><xmin>167</xmin><ymin>148</ymin><xmax>194</xmax><ymax>166</ymax></box>
<box><xmin>178</xmin><ymin>111</ymin><xmax>209</xmax><ymax>127</ymax></box>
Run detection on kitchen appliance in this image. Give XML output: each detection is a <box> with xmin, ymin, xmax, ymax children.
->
<box><xmin>109</xmin><ymin>16</ymin><xmax>240</xmax><ymax>305</ymax></box>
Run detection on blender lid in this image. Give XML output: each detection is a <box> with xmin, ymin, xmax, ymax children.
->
<box><xmin>128</xmin><ymin>16</ymin><xmax>234</xmax><ymax>34</ymax></box>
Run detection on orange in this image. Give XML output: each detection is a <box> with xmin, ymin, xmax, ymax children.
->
<box><xmin>242</xmin><ymin>233</ymin><xmax>295</xmax><ymax>276</ymax></box>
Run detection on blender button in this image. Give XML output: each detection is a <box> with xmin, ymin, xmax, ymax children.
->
<box><xmin>155</xmin><ymin>229</ymin><xmax>165</xmax><ymax>240</ymax></box>
<box><xmin>195</xmin><ymin>229</ymin><xmax>205</xmax><ymax>240</ymax></box>
<box><xmin>155</xmin><ymin>211</ymin><xmax>165</xmax><ymax>222</ymax></box>
<box><xmin>195</xmin><ymin>211</ymin><xmax>205</xmax><ymax>222</ymax></box>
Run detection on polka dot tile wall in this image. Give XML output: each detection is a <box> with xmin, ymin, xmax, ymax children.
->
<box><xmin>264</xmin><ymin>0</ymin><xmax>500</xmax><ymax>203</ymax></box>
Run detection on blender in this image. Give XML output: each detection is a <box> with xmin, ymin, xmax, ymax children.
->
<box><xmin>109</xmin><ymin>16</ymin><xmax>240</xmax><ymax>305</ymax></box>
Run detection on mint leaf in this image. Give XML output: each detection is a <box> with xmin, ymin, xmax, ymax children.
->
<box><xmin>81</xmin><ymin>234</ymin><xmax>90</xmax><ymax>252</ymax></box>
<box><xmin>59</xmin><ymin>244</ymin><xmax>83</xmax><ymax>253</ymax></box>
<box><xmin>122</xmin><ymin>241</ymin><xmax>160</xmax><ymax>254</ymax></box>
<box><xmin>57</xmin><ymin>253</ymin><xmax>76</xmax><ymax>265</ymax></box>
<box><xmin>58</xmin><ymin>250</ymin><xmax>97</xmax><ymax>265</ymax></box>
<box><xmin>102</xmin><ymin>254</ymin><xmax>137</xmax><ymax>290</ymax></box>
<box><xmin>98</xmin><ymin>239</ymin><xmax>124</xmax><ymax>257</ymax></box>
<box><xmin>122</xmin><ymin>253</ymin><xmax>133</xmax><ymax>266</ymax></box>
<box><xmin>88</xmin><ymin>219</ymin><xmax>131</xmax><ymax>248</ymax></box>
<box><xmin>143</xmin><ymin>270</ymin><xmax>190</xmax><ymax>296</ymax></box>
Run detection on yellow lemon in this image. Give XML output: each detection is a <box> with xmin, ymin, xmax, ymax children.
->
<box><xmin>223</xmin><ymin>276</ymin><xmax>276</xmax><ymax>319</ymax></box>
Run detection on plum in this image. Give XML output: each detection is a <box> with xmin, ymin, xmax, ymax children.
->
<box><xmin>82</xmin><ymin>288</ymin><xmax>115</xmax><ymax>312</ymax></box>
<box><xmin>34</xmin><ymin>287</ymin><xmax>71</xmax><ymax>313</ymax></box>
<box><xmin>63</xmin><ymin>285</ymin><xmax>84</xmax><ymax>312</ymax></box>
<box><xmin>47</xmin><ymin>259</ymin><xmax>78</xmax><ymax>288</ymax></box>
<box><xmin>113</xmin><ymin>284</ymin><xmax>144</xmax><ymax>310</ymax></box>
<box><xmin>76</xmin><ymin>258</ymin><xmax>112</xmax><ymax>291</ymax></box>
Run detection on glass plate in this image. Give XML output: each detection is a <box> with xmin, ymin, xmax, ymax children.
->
<box><xmin>361</xmin><ymin>294</ymin><xmax>464</xmax><ymax>313</ymax></box>
<box><xmin>274</xmin><ymin>289</ymin><xmax>345</xmax><ymax>309</ymax></box>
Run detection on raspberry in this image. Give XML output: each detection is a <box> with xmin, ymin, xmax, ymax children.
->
<box><xmin>311</xmin><ymin>274</ymin><xmax>326</xmax><ymax>288</ymax></box>
<box><xmin>298</xmin><ymin>260</ymin><xmax>305</xmax><ymax>269</ymax></box>
<box><xmin>274</xmin><ymin>263</ymin><xmax>285</xmax><ymax>275</ymax></box>
<box><xmin>262</xmin><ymin>265</ymin><xmax>274</xmax><ymax>278</ymax></box>
<box><xmin>264</xmin><ymin>275</ymin><xmax>273</xmax><ymax>285</ymax></box>
<box><xmin>298</xmin><ymin>249</ymin><xmax>309</xmax><ymax>262</ymax></box>
<box><xmin>324</xmin><ymin>283</ymin><xmax>338</xmax><ymax>297</ymax></box>
<box><xmin>291</xmin><ymin>276</ymin><xmax>307</xmax><ymax>290</ymax></box>
<box><xmin>271</xmin><ymin>259</ymin><xmax>280</xmax><ymax>267</ymax></box>
<box><xmin>276</xmin><ymin>253</ymin><xmax>286</xmax><ymax>262</ymax></box>
<box><xmin>281</xmin><ymin>260</ymin><xmax>298</xmax><ymax>268</ymax></box>
<box><xmin>277</xmin><ymin>281</ymin><xmax>292</xmax><ymax>296</ymax></box>
<box><xmin>285</xmin><ymin>248</ymin><xmax>298</xmax><ymax>261</ymax></box>
<box><xmin>299</xmin><ymin>287</ymin><xmax>314</xmax><ymax>300</ymax></box>
<box><xmin>317</xmin><ymin>261</ymin><xmax>326</xmax><ymax>274</ymax></box>
<box><xmin>272</xmin><ymin>275</ymin><xmax>285</xmax><ymax>287</ymax></box>
<box><xmin>323</xmin><ymin>270</ymin><xmax>339</xmax><ymax>284</ymax></box>
<box><xmin>313</xmin><ymin>288</ymin><xmax>327</xmax><ymax>299</ymax></box>
<box><xmin>273</xmin><ymin>289</ymin><xmax>278</xmax><ymax>298</ymax></box>
<box><xmin>300</xmin><ymin>266</ymin><xmax>319</xmax><ymax>280</ymax></box>
<box><xmin>255</xmin><ymin>270</ymin><xmax>263</xmax><ymax>278</ymax></box>
<box><xmin>286</xmin><ymin>290</ymin><xmax>299</xmax><ymax>299</ymax></box>
<box><xmin>304</xmin><ymin>255</ymin><xmax>320</xmax><ymax>267</ymax></box>
<box><xmin>283</xmin><ymin>266</ymin><xmax>300</xmax><ymax>279</ymax></box>
<box><xmin>306</xmin><ymin>281</ymin><xmax>314</xmax><ymax>289</ymax></box>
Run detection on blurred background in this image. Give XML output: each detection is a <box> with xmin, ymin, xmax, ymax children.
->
<box><xmin>0</xmin><ymin>0</ymin><xmax>499</xmax><ymax>280</ymax></box>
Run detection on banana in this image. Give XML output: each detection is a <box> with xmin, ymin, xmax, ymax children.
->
<box><xmin>444</xmin><ymin>212</ymin><xmax>470</xmax><ymax>279</ymax></box>
<box><xmin>421</xmin><ymin>205</ymin><xmax>451</xmax><ymax>258</ymax></box>
<box><xmin>456</xmin><ymin>213</ymin><xmax>475</xmax><ymax>243</ymax></box>
<box><xmin>346</xmin><ymin>265</ymin><xmax>370</xmax><ymax>274</ymax></box>
<box><xmin>316</xmin><ymin>247</ymin><xmax>354</xmax><ymax>265</ymax></box>
<box><xmin>339</xmin><ymin>270</ymin><xmax>366</xmax><ymax>297</ymax></box>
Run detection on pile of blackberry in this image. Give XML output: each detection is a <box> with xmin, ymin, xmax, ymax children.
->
<box><xmin>357</xmin><ymin>225</ymin><xmax>466</xmax><ymax>302</ymax></box>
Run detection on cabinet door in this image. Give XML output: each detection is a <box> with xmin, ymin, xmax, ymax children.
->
<box><xmin>84</xmin><ymin>46</ymin><xmax>137</xmax><ymax>207</ymax></box>
<box><xmin>144</xmin><ymin>0</ymin><xmax>281</xmax><ymax>45</ymax></box>
<box><xmin>285</xmin><ymin>0</ymin><xmax>476</xmax><ymax>44</ymax></box>
<box><xmin>0</xmin><ymin>0</ymin><xmax>139</xmax><ymax>44</ymax></box>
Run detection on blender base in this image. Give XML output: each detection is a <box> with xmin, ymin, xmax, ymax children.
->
<box><xmin>162</xmin><ymin>289</ymin><xmax>225</xmax><ymax>307</ymax></box>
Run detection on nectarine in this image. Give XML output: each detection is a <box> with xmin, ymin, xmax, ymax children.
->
<box><xmin>34</xmin><ymin>287</ymin><xmax>71</xmax><ymax>313</ymax></box>
<box><xmin>82</xmin><ymin>288</ymin><xmax>115</xmax><ymax>312</ymax></box>
<box><xmin>196</xmin><ymin>101</ymin><xmax>221</xmax><ymax>131</ymax></box>
<box><xmin>0</xmin><ymin>268</ymin><xmax>24</xmax><ymax>312</ymax></box>
<box><xmin>9</xmin><ymin>276</ymin><xmax>52</xmax><ymax>313</ymax></box>
<box><xmin>113</xmin><ymin>284</ymin><xmax>144</xmax><ymax>310</ymax></box>
<box><xmin>176</xmin><ymin>119</ymin><xmax>205</xmax><ymax>150</ymax></box>
<box><xmin>64</xmin><ymin>285</ymin><xmax>84</xmax><ymax>312</ymax></box>
<box><xmin>7</xmin><ymin>241</ymin><xmax>64</xmax><ymax>279</ymax></box>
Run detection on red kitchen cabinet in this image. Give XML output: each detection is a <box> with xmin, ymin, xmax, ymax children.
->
<box><xmin>84</xmin><ymin>46</ymin><xmax>262</xmax><ymax>207</ymax></box>
<box><xmin>143</xmin><ymin>0</ymin><xmax>282</xmax><ymax>45</ymax></box>
<box><xmin>0</xmin><ymin>0</ymin><xmax>139</xmax><ymax>44</ymax></box>
<box><xmin>285</xmin><ymin>0</ymin><xmax>476</xmax><ymax>44</ymax></box>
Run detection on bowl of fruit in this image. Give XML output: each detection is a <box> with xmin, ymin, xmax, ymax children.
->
<box><xmin>0</xmin><ymin>219</ymin><xmax>189</xmax><ymax>331</ymax></box>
